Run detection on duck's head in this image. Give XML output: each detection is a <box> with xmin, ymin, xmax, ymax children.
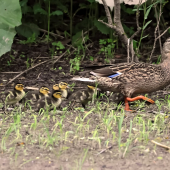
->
<box><xmin>39</xmin><ymin>87</ymin><xmax>50</xmax><ymax>95</ymax></box>
<box><xmin>59</xmin><ymin>82</ymin><xmax>69</xmax><ymax>90</ymax></box>
<box><xmin>53</xmin><ymin>84</ymin><xmax>60</xmax><ymax>91</ymax></box>
<box><xmin>53</xmin><ymin>91</ymin><xmax>63</xmax><ymax>99</ymax></box>
<box><xmin>15</xmin><ymin>83</ymin><xmax>24</xmax><ymax>91</ymax></box>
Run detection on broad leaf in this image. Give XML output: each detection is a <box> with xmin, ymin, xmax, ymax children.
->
<box><xmin>94</xmin><ymin>19</ymin><xmax>110</xmax><ymax>35</ymax></box>
<box><xmin>0</xmin><ymin>0</ymin><xmax>22</xmax><ymax>57</ymax></box>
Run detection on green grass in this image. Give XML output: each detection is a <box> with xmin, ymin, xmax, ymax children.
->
<box><xmin>0</xmin><ymin>96</ymin><xmax>170</xmax><ymax>168</ymax></box>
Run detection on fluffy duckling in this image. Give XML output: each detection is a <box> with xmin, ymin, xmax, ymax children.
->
<box><xmin>36</xmin><ymin>91</ymin><xmax>63</xmax><ymax>111</ymax></box>
<box><xmin>26</xmin><ymin>86</ymin><xmax>50</xmax><ymax>105</ymax></box>
<box><xmin>5</xmin><ymin>83</ymin><xmax>25</xmax><ymax>106</ymax></box>
<box><xmin>53</xmin><ymin>82</ymin><xmax>69</xmax><ymax>99</ymax></box>
<box><xmin>68</xmin><ymin>85</ymin><xmax>98</xmax><ymax>108</ymax></box>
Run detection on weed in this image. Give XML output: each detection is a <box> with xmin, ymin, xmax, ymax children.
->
<box><xmin>19</xmin><ymin>33</ymin><xmax>37</xmax><ymax>45</ymax></box>
<box><xmin>99</xmin><ymin>38</ymin><xmax>117</xmax><ymax>59</ymax></box>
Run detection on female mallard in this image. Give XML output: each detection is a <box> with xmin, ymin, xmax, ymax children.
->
<box><xmin>72</xmin><ymin>38</ymin><xmax>170</xmax><ymax>111</ymax></box>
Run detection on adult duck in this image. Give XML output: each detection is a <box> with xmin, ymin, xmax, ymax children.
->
<box><xmin>71</xmin><ymin>38</ymin><xmax>170</xmax><ymax>111</ymax></box>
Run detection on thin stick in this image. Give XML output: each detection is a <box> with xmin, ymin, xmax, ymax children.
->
<box><xmin>151</xmin><ymin>140</ymin><xmax>170</xmax><ymax>150</ymax></box>
<box><xmin>127</xmin><ymin>38</ymin><xmax>130</xmax><ymax>63</ymax></box>
<box><xmin>6</xmin><ymin>52</ymin><xmax>65</xmax><ymax>85</ymax></box>
<box><xmin>25</xmin><ymin>87</ymin><xmax>39</xmax><ymax>90</ymax></box>
<box><xmin>95</xmin><ymin>145</ymin><xmax>113</xmax><ymax>155</ymax></box>
<box><xmin>0</xmin><ymin>72</ymin><xmax>21</xmax><ymax>74</ymax></box>
<box><xmin>150</xmin><ymin>3</ymin><xmax>162</xmax><ymax>61</ymax></box>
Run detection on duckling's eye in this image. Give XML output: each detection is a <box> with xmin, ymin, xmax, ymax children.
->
<box><xmin>60</xmin><ymin>82</ymin><xmax>67</xmax><ymax>86</ymax></box>
<box><xmin>17</xmin><ymin>84</ymin><xmax>24</xmax><ymax>87</ymax></box>
<box><xmin>42</xmin><ymin>87</ymin><xmax>49</xmax><ymax>91</ymax></box>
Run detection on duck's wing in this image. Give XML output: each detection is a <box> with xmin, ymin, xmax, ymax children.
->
<box><xmin>90</xmin><ymin>62</ymin><xmax>150</xmax><ymax>78</ymax></box>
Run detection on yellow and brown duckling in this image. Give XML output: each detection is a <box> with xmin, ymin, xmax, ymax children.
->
<box><xmin>68</xmin><ymin>85</ymin><xmax>98</xmax><ymax>108</ymax></box>
<box><xmin>5</xmin><ymin>83</ymin><xmax>25</xmax><ymax>105</ymax></box>
<box><xmin>26</xmin><ymin>86</ymin><xmax>50</xmax><ymax>105</ymax></box>
<box><xmin>36</xmin><ymin>91</ymin><xmax>63</xmax><ymax>111</ymax></box>
<box><xmin>53</xmin><ymin>82</ymin><xmax>69</xmax><ymax>99</ymax></box>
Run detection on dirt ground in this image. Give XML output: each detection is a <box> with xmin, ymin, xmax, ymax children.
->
<box><xmin>1</xmin><ymin>42</ymin><xmax>170</xmax><ymax>170</ymax></box>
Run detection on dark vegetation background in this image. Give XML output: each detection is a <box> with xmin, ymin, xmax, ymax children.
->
<box><xmin>1</xmin><ymin>0</ymin><xmax>170</xmax><ymax>74</ymax></box>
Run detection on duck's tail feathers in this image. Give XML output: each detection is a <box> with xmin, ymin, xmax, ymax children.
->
<box><xmin>71</xmin><ymin>77</ymin><xmax>96</xmax><ymax>83</ymax></box>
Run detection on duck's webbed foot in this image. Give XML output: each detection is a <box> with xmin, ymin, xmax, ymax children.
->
<box><xmin>124</xmin><ymin>95</ymin><xmax>155</xmax><ymax>111</ymax></box>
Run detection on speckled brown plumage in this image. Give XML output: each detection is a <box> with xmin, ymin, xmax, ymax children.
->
<box><xmin>72</xmin><ymin>38</ymin><xmax>170</xmax><ymax>111</ymax></box>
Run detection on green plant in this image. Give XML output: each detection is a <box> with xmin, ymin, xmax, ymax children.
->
<box><xmin>70</xmin><ymin>45</ymin><xmax>86</xmax><ymax>74</ymax></box>
<box><xmin>70</xmin><ymin>56</ymin><xmax>81</xmax><ymax>74</ymax></box>
<box><xmin>7</xmin><ymin>55</ymin><xmax>15</xmax><ymax>66</ymax></box>
<box><xmin>50</xmin><ymin>41</ymin><xmax>65</xmax><ymax>56</ymax></box>
<box><xmin>99</xmin><ymin>38</ymin><xmax>117</xmax><ymax>59</ymax></box>
<box><xmin>19</xmin><ymin>33</ymin><xmax>36</xmax><ymax>45</ymax></box>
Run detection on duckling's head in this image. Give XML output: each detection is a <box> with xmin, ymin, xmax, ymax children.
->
<box><xmin>39</xmin><ymin>87</ymin><xmax>50</xmax><ymax>95</ymax></box>
<box><xmin>53</xmin><ymin>84</ymin><xmax>60</xmax><ymax>91</ymax></box>
<box><xmin>87</xmin><ymin>85</ymin><xmax>96</xmax><ymax>92</ymax></box>
<box><xmin>53</xmin><ymin>92</ymin><xmax>62</xmax><ymax>99</ymax></box>
<box><xmin>59</xmin><ymin>82</ymin><xmax>69</xmax><ymax>90</ymax></box>
<box><xmin>15</xmin><ymin>83</ymin><xmax>24</xmax><ymax>91</ymax></box>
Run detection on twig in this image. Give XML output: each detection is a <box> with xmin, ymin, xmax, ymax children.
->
<box><xmin>151</xmin><ymin>140</ymin><xmax>170</xmax><ymax>150</ymax></box>
<box><xmin>0</xmin><ymin>72</ymin><xmax>21</xmax><ymax>74</ymax></box>
<box><xmin>95</xmin><ymin>145</ymin><xmax>113</xmax><ymax>155</ymax></box>
<box><xmin>101</xmin><ymin>0</ymin><xmax>113</xmax><ymax>24</ymax></box>
<box><xmin>155</xmin><ymin>3</ymin><xmax>162</xmax><ymax>54</ymax></box>
<box><xmin>150</xmin><ymin>4</ymin><xmax>163</xmax><ymax>61</ymax></box>
<box><xmin>129</xmin><ymin>2</ymin><xmax>141</xmax><ymax>62</ymax></box>
<box><xmin>155</xmin><ymin>26</ymin><xmax>170</xmax><ymax>41</ymax></box>
<box><xmin>38</xmin><ymin>28</ymin><xmax>64</xmax><ymax>39</ymax></box>
<box><xmin>52</xmin><ymin>47</ymin><xmax>71</xmax><ymax>65</ymax></box>
<box><xmin>25</xmin><ymin>87</ymin><xmax>39</xmax><ymax>90</ymax></box>
<box><xmin>127</xmin><ymin>38</ymin><xmax>130</xmax><ymax>63</ymax></box>
<box><xmin>6</xmin><ymin>52</ymin><xmax>66</xmax><ymax>85</ymax></box>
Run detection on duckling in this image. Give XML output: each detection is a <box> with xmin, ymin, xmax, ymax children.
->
<box><xmin>4</xmin><ymin>83</ymin><xmax>25</xmax><ymax>107</ymax></box>
<box><xmin>68</xmin><ymin>85</ymin><xmax>98</xmax><ymax>108</ymax></box>
<box><xmin>26</xmin><ymin>86</ymin><xmax>50</xmax><ymax>105</ymax></box>
<box><xmin>53</xmin><ymin>82</ymin><xmax>69</xmax><ymax>99</ymax></box>
<box><xmin>36</xmin><ymin>91</ymin><xmax>63</xmax><ymax>111</ymax></box>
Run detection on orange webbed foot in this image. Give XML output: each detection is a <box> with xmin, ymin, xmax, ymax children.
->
<box><xmin>124</xmin><ymin>97</ymin><xmax>133</xmax><ymax>111</ymax></box>
<box><xmin>126</xmin><ymin>95</ymin><xmax>155</xmax><ymax>104</ymax></box>
<box><xmin>124</xmin><ymin>95</ymin><xmax>154</xmax><ymax>111</ymax></box>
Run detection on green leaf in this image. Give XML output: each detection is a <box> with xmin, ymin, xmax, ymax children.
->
<box><xmin>0</xmin><ymin>0</ymin><xmax>22</xmax><ymax>57</ymax></box>
<box><xmin>141</xmin><ymin>34</ymin><xmax>149</xmax><ymax>39</ymax></box>
<box><xmin>50</xmin><ymin>10</ymin><xmax>63</xmax><ymax>16</ymax></box>
<box><xmin>145</xmin><ymin>7</ymin><xmax>151</xmax><ymax>19</ymax></box>
<box><xmin>33</xmin><ymin>3</ymin><xmax>47</xmax><ymax>15</ymax></box>
<box><xmin>94</xmin><ymin>19</ymin><xmax>110</xmax><ymax>35</ymax></box>
<box><xmin>16</xmin><ymin>23</ymin><xmax>40</xmax><ymax>38</ymax></box>
<box><xmin>143</xmin><ymin>20</ymin><xmax>152</xmax><ymax>30</ymax></box>
<box><xmin>72</xmin><ymin>31</ymin><xmax>88</xmax><ymax>47</ymax></box>
<box><xmin>87</xmin><ymin>0</ymin><xmax>95</xmax><ymax>3</ymax></box>
<box><xmin>0</xmin><ymin>26</ymin><xmax>16</xmax><ymax>56</ymax></box>
<box><xmin>52</xmin><ymin>41</ymin><xmax>65</xmax><ymax>49</ymax></box>
<box><xmin>0</xmin><ymin>0</ymin><xmax>21</xmax><ymax>27</ymax></box>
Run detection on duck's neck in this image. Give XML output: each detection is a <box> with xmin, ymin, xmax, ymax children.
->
<box><xmin>61</xmin><ymin>89</ymin><xmax>67</xmax><ymax>98</ymax></box>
